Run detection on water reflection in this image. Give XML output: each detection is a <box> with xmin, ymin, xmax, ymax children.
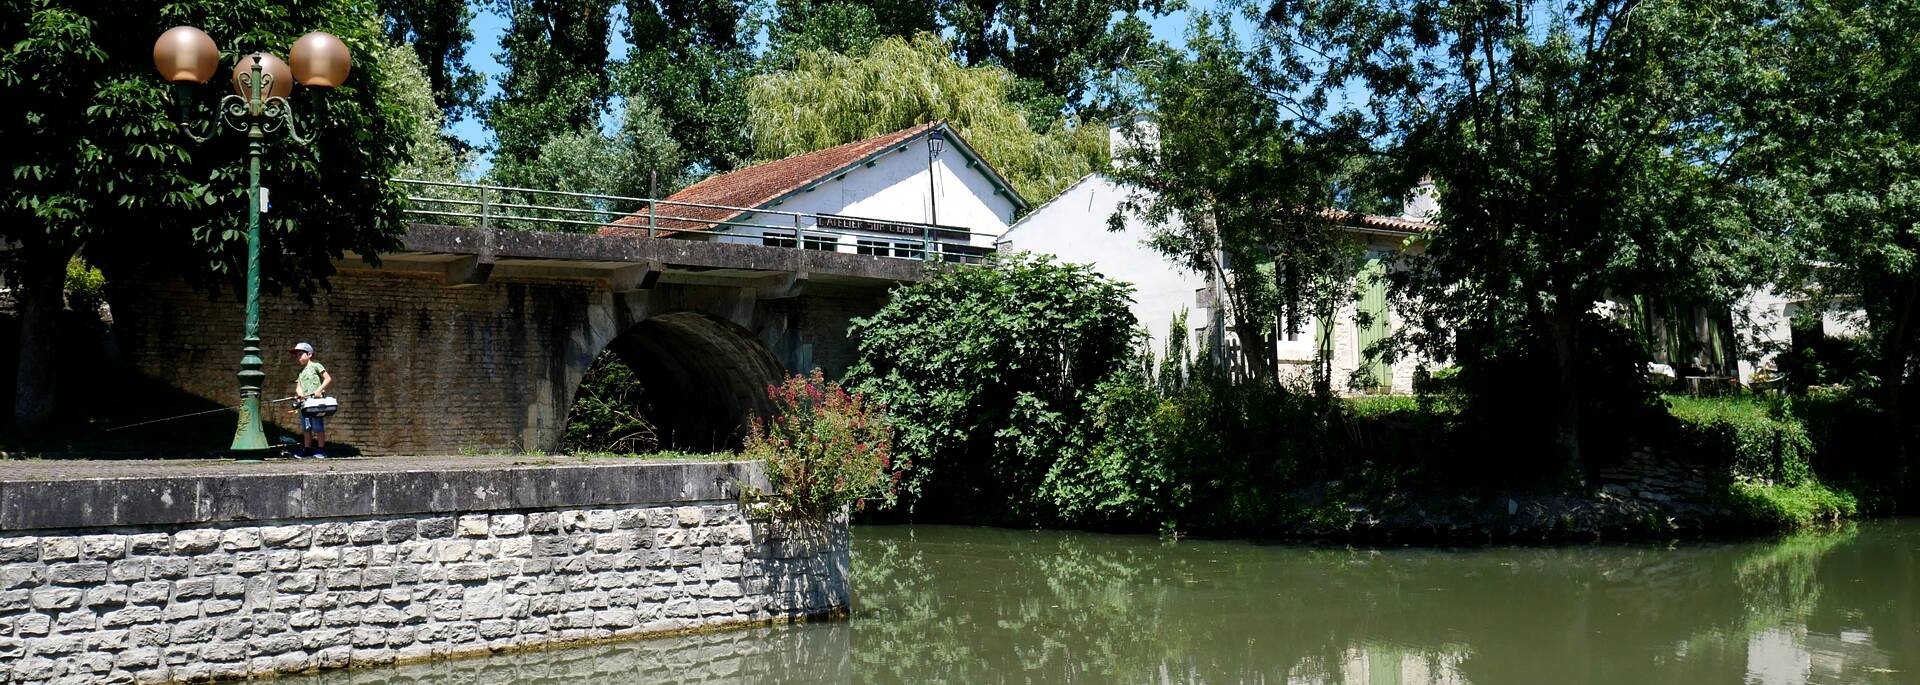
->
<box><xmin>272</xmin><ymin>622</ymin><xmax>849</xmax><ymax>684</ymax></box>
<box><xmin>284</xmin><ymin>521</ymin><xmax>1919</xmax><ymax>684</ymax></box>
<box><xmin>850</xmin><ymin>522</ymin><xmax>1916</xmax><ymax>685</ymax></box>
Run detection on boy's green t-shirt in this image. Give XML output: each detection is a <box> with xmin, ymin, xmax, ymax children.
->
<box><xmin>297</xmin><ymin>361</ymin><xmax>327</xmax><ymax>395</ymax></box>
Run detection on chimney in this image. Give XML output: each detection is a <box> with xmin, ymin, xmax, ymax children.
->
<box><xmin>1401</xmin><ymin>175</ymin><xmax>1438</xmax><ymax>222</ymax></box>
<box><xmin>1108</xmin><ymin>113</ymin><xmax>1159</xmax><ymax>168</ymax></box>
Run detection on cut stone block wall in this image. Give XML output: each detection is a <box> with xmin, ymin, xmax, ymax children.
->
<box><xmin>0</xmin><ymin>459</ymin><xmax>849</xmax><ymax>684</ymax></box>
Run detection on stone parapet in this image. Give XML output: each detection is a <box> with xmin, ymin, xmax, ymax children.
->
<box><xmin>0</xmin><ymin>458</ymin><xmax>850</xmax><ymax>684</ymax></box>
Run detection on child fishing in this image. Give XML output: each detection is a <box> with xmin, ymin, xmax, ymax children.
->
<box><xmin>289</xmin><ymin>342</ymin><xmax>334</xmax><ymax>458</ymax></box>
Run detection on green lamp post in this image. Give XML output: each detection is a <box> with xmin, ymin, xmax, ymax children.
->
<box><xmin>152</xmin><ymin>26</ymin><xmax>352</xmax><ymax>451</ymax></box>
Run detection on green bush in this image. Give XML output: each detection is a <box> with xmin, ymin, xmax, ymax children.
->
<box><xmin>848</xmin><ymin>253</ymin><xmax>1139</xmax><ymax>521</ymax></box>
<box><xmin>1666</xmin><ymin>395</ymin><xmax>1812</xmax><ymax>485</ymax></box>
<box><xmin>1721</xmin><ymin>479</ymin><xmax>1858</xmax><ymax>528</ymax></box>
<box><xmin>743</xmin><ymin>370</ymin><xmax>899</xmax><ymax>522</ymax></box>
<box><xmin>1786</xmin><ymin>386</ymin><xmax>1893</xmax><ymax>471</ymax></box>
<box><xmin>64</xmin><ymin>256</ymin><xmax>106</xmax><ymax>312</ymax></box>
<box><xmin>1040</xmin><ymin>368</ymin><xmax>1356</xmax><ymax>534</ymax></box>
<box><xmin>1042</xmin><ymin>376</ymin><xmax>1183</xmax><ymax>527</ymax></box>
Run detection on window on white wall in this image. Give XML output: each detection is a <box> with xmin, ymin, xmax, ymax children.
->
<box><xmin>763</xmin><ymin>231</ymin><xmax>797</xmax><ymax>248</ymax></box>
<box><xmin>860</xmin><ymin>240</ymin><xmax>926</xmax><ymax>259</ymax></box>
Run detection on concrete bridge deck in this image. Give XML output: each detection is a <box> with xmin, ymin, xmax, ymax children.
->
<box><xmin>361</xmin><ymin>224</ymin><xmax>926</xmax><ymax>293</ymax></box>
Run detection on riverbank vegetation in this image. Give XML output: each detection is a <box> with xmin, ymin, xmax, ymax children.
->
<box><xmin>837</xmin><ymin>255</ymin><xmax>1883</xmax><ymax>540</ymax></box>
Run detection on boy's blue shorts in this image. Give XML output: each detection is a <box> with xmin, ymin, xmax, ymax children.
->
<box><xmin>301</xmin><ymin>414</ymin><xmax>326</xmax><ymax>434</ymax></box>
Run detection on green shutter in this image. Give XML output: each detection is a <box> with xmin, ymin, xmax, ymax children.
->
<box><xmin>1358</xmin><ymin>257</ymin><xmax>1392</xmax><ymax>392</ymax></box>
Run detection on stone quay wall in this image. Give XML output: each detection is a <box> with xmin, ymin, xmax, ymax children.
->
<box><xmin>0</xmin><ymin>458</ymin><xmax>850</xmax><ymax>684</ymax></box>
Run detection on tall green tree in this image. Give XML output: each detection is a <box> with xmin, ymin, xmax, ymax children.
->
<box><xmin>384</xmin><ymin>43</ymin><xmax>473</xmax><ymax>181</ymax></box>
<box><xmin>484</xmin><ymin>0</ymin><xmax>617</xmax><ymax>165</ymax></box>
<box><xmin>1755</xmin><ymin>0</ymin><xmax>1920</xmax><ymax>471</ymax></box>
<box><xmin>748</xmin><ymin>33</ymin><xmax>1107</xmax><ymax>202</ymax></box>
<box><xmin>1263</xmin><ymin>0</ymin><xmax>1779</xmax><ymax>478</ymax></box>
<box><xmin>616</xmin><ymin>0</ymin><xmax>753</xmax><ymax>172</ymax></box>
<box><xmin>942</xmin><ymin>0</ymin><xmax>1168</xmax><ymax>118</ymax></box>
<box><xmin>379</xmin><ymin>0</ymin><xmax>483</xmax><ymax>123</ymax></box>
<box><xmin>763</xmin><ymin>1</ymin><xmax>889</xmax><ymax>68</ymax></box>
<box><xmin>490</xmin><ymin>97</ymin><xmax>686</xmax><ymax>204</ymax></box>
<box><xmin>1106</xmin><ymin>15</ymin><xmax>1362</xmax><ymax>391</ymax></box>
<box><xmin>0</xmin><ymin>1</ymin><xmax>413</xmax><ymax>429</ymax></box>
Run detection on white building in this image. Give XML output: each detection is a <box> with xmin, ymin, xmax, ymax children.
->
<box><xmin>996</xmin><ymin>173</ymin><xmax>1209</xmax><ymax>354</ymax></box>
<box><xmin>998</xmin><ymin>119</ymin><xmax>1434</xmax><ymax>393</ymax></box>
<box><xmin>603</xmin><ymin>121</ymin><xmax>1026</xmax><ymax>262</ymax></box>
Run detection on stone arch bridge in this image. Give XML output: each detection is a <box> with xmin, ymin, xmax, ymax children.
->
<box><xmin>110</xmin><ymin>224</ymin><xmax>923</xmax><ymax>455</ymax></box>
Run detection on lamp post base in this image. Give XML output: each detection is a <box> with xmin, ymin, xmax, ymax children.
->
<box><xmin>230</xmin><ymin>394</ymin><xmax>270</xmax><ymax>451</ymax></box>
<box><xmin>232</xmin><ymin>337</ymin><xmax>269</xmax><ymax>452</ymax></box>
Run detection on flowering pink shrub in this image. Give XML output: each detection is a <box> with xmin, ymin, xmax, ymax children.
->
<box><xmin>743</xmin><ymin>370</ymin><xmax>900</xmax><ymax>521</ymax></box>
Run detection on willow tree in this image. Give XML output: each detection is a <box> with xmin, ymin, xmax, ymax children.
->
<box><xmin>0</xmin><ymin>1</ymin><xmax>413</xmax><ymax>430</ymax></box>
<box><xmin>748</xmin><ymin>32</ymin><xmax>1105</xmax><ymax>202</ymax></box>
<box><xmin>1262</xmin><ymin>0</ymin><xmax>1779</xmax><ymax>479</ymax></box>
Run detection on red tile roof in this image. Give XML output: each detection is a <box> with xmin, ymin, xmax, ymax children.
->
<box><xmin>1324</xmin><ymin>209</ymin><xmax>1433</xmax><ymax>233</ymax></box>
<box><xmin>602</xmin><ymin>121</ymin><xmax>944</xmax><ymax>238</ymax></box>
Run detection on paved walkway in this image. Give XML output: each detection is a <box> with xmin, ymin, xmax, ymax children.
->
<box><xmin>0</xmin><ymin>454</ymin><xmax>724</xmax><ymax>482</ymax></box>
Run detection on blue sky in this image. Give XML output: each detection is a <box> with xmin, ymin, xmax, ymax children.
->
<box><xmin>448</xmin><ymin>2</ymin><xmax>1247</xmax><ymax>170</ymax></box>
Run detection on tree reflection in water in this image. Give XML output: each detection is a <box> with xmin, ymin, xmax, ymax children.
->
<box><xmin>281</xmin><ymin>521</ymin><xmax>1918</xmax><ymax>685</ymax></box>
<box><xmin>850</xmin><ymin>522</ymin><xmax>1915</xmax><ymax>685</ymax></box>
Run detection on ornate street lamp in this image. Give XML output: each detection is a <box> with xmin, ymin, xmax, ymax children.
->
<box><xmin>152</xmin><ymin>26</ymin><xmax>351</xmax><ymax>451</ymax></box>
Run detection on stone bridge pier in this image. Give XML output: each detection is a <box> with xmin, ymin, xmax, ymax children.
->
<box><xmin>108</xmin><ymin>225</ymin><xmax>921</xmax><ymax>455</ymax></box>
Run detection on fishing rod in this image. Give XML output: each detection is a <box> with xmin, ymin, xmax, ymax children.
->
<box><xmin>103</xmin><ymin>396</ymin><xmax>301</xmax><ymax>433</ymax></box>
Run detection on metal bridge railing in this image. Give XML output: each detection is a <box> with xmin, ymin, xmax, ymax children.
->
<box><xmin>393</xmin><ymin>178</ymin><xmax>1001</xmax><ymax>264</ymax></box>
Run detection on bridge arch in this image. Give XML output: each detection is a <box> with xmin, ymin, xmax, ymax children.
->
<box><xmin>564</xmin><ymin>310</ymin><xmax>785</xmax><ymax>453</ymax></box>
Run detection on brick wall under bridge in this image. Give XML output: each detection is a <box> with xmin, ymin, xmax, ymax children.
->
<box><xmin>108</xmin><ymin>225</ymin><xmax>921</xmax><ymax>455</ymax></box>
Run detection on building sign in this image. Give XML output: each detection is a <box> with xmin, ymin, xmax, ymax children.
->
<box><xmin>817</xmin><ymin>214</ymin><xmax>967</xmax><ymax>242</ymax></box>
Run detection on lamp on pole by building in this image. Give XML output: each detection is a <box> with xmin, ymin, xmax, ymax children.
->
<box><xmin>925</xmin><ymin>132</ymin><xmax>944</xmax><ymax>258</ymax></box>
<box><xmin>152</xmin><ymin>26</ymin><xmax>352</xmax><ymax>451</ymax></box>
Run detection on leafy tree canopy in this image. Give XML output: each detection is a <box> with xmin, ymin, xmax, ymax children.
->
<box><xmin>489</xmin><ymin>96</ymin><xmax>686</xmax><ymax>201</ymax></box>
<box><xmin>614</xmin><ymin>0</ymin><xmax>754</xmax><ymax>173</ymax></box>
<box><xmin>1256</xmin><ymin>0</ymin><xmax>1782</xmax><ymax>475</ymax></box>
<box><xmin>763</xmin><ymin>1</ymin><xmax>890</xmax><ymax>69</ymax></box>
<box><xmin>380</xmin><ymin>0</ymin><xmax>483</xmax><ymax>124</ymax></box>
<box><xmin>0</xmin><ymin>0</ymin><xmax>414</xmax><ymax>426</ymax></box>
<box><xmin>748</xmin><ymin>32</ymin><xmax>1107</xmax><ymax>202</ymax></box>
<box><xmin>384</xmin><ymin>43</ymin><xmax>473</xmax><ymax>182</ymax></box>
<box><xmin>1107</xmin><ymin>14</ymin><xmax>1362</xmax><ymax>390</ymax></box>
<box><xmin>1744</xmin><ymin>0</ymin><xmax>1920</xmax><ymax>463</ymax></box>
<box><xmin>943</xmin><ymin>0</ymin><xmax>1169</xmax><ymax>119</ymax></box>
<box><xmin>483</xmin><ymin>0</ymin><xmax>617</xmax><ymax>165</ymax></box>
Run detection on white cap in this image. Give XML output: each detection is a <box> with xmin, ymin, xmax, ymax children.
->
<box><xmin>290</xmin><ymin>342</ymin><xmax>315</xmax><ymax>354</ymax></box>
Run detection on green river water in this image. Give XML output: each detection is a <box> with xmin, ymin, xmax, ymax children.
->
<box><xmin>283</xmin><ymin>520</ymin><xmax>1920</xmax><ymax>684</ymax></box>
